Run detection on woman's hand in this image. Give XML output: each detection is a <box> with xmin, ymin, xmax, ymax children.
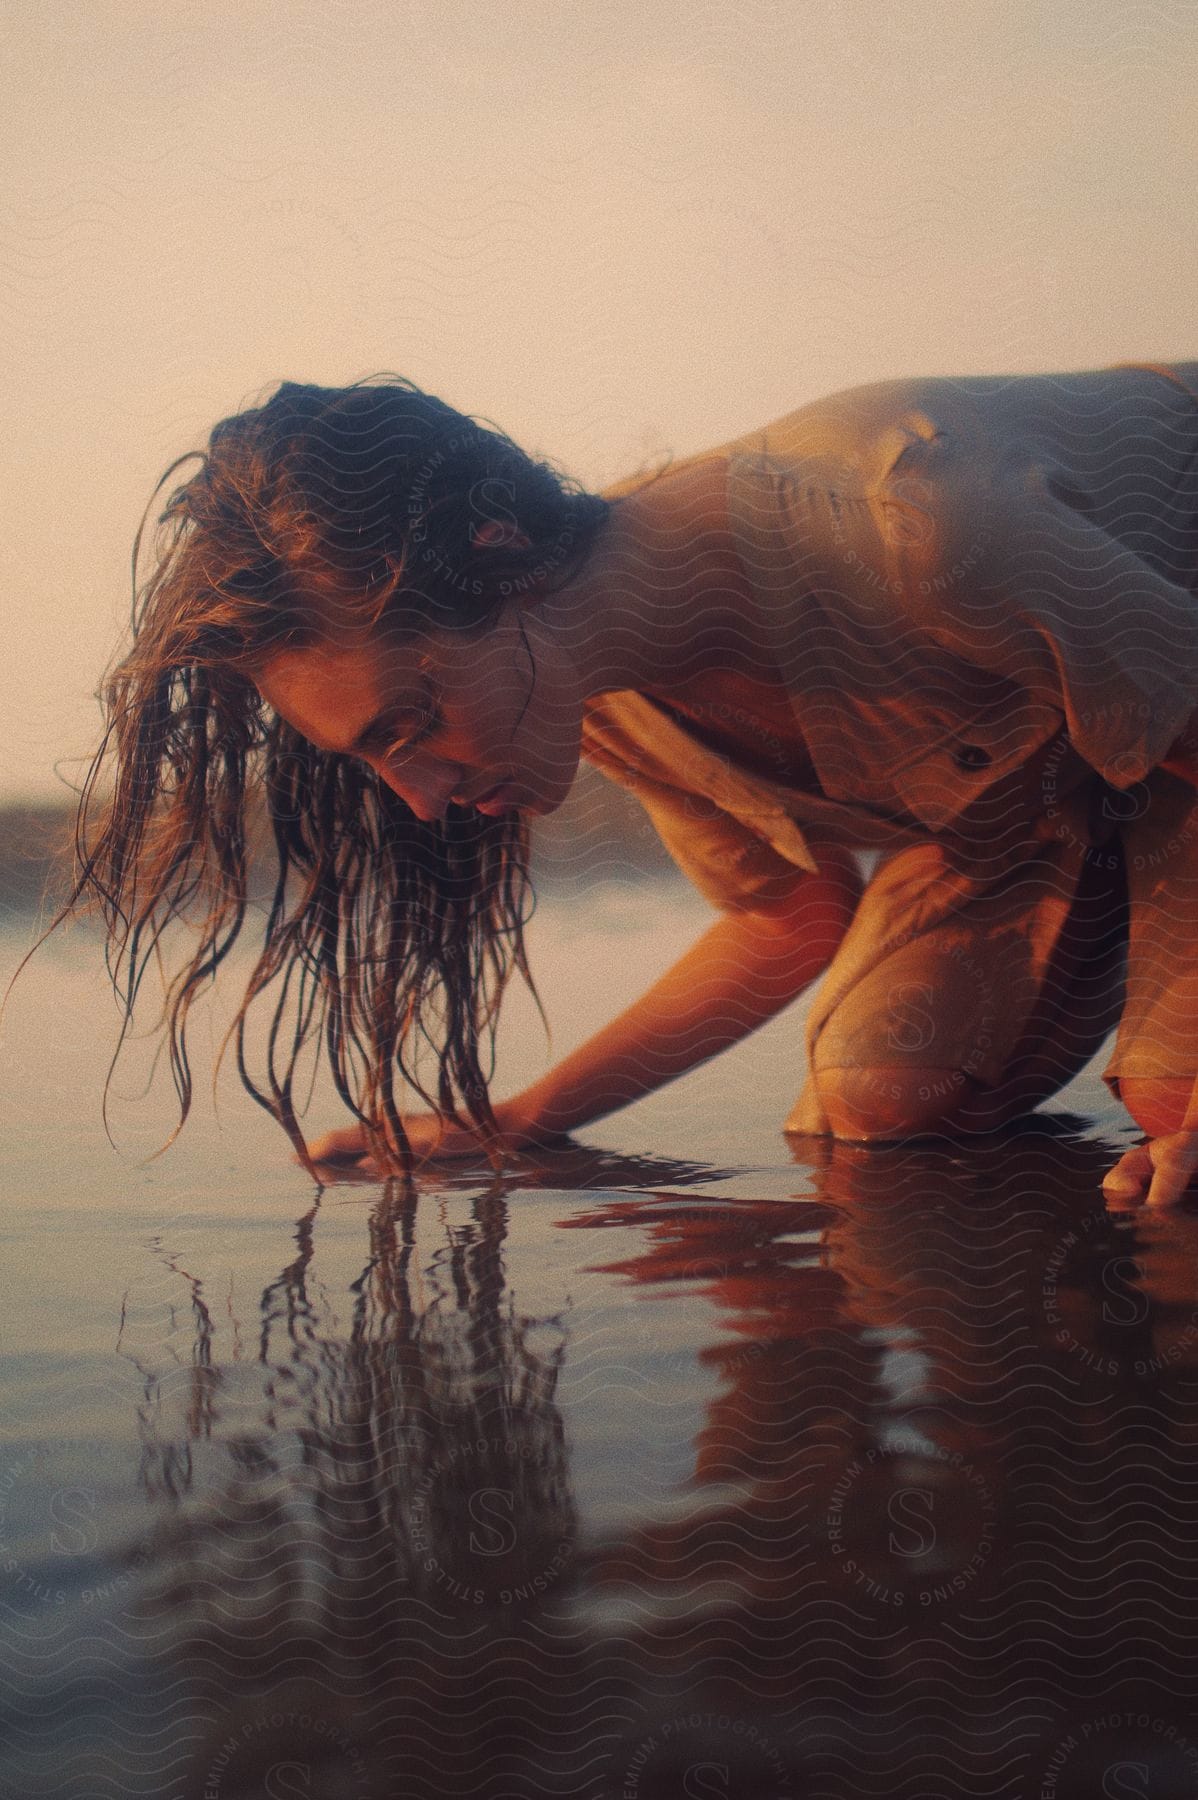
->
<box><xmin>1103</xmin><ymin>1129</ymin><xmax>1198</xmax><ymax>1209</ymax></box>
<box><xmin>305</xmin><ymin>1105</ymin><xmax>555</xmax><ymax>1173</ymax></box>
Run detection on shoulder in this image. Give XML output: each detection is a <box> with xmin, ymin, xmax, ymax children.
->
<box><xmin>716</xmin><ymin>381</ymin><xmax>998</xmax><ymax>637</ymax></box>
<box><xmin>598</xmin><ymin>452</ymin><xmax>731</xmax><ymax>525</ymax></box>
<box><xmin>598</xmin><ymin>448</ymin><xmax>729</xmax><ymax>505</ymax></box>
<box><xmin>718</xmin><ymin>377</ymin><xmax>986</xmax><ymax>480</ymax></box>
<box><xmin>615</xmin><ymin>365</ymin><xmax>1186</xmax><ymax>492</ymax></box>
<box><xmin>600</xmin><ymin>378</ymin><xmax>981</xmax><ymax>504</ymax></box>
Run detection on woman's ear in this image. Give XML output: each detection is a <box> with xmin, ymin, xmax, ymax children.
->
<box><xmin>473</xmin><ymin>518</ymin><xmax>531</xmax><ymax>550</ymax></box>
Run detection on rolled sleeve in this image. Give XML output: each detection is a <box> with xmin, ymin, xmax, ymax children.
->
<box><xmin>581</xmin><ymin>687</ymin><xmax>821</xmax><ymax>911</ymax></box>
<box><xmin>636</xmin><ymin>786</ymin><xmax>820</xmax><ymax>914</ymax></box>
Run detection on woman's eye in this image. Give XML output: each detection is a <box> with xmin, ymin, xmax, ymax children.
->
<box><xmin>381</xmin><ymin>714</ymin><xmax>439</xmax><ymax>765</ymax></box>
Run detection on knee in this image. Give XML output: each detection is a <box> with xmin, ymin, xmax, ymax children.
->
<box><xmin>1116</xmin><ymin>1076</ymin><xmax>1193</xmax><ymax>1137</ymax></box>
<box><xmin>814</xmin><ymin>1065</ymin><xmax>978</xmax><ymax>1141</ymax></box>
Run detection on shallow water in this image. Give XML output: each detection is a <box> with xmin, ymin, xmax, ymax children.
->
<box><xmin>3</xmin><ymin>883</ymin><xmax>1198</xmax><ymax>1799</ymax></box>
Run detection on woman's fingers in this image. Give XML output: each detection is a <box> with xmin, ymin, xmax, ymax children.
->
<box><xmin>405</xmin><ymin>1118</ymin><xmax>494</xmax><ymax>1159</ymax></box>
<box><xmin>303</xmin><ymin>1110</ymin><xmax>540</xmax><ymax>1174</ymax></box>
<box><xmin>1145</xmin><ymin>1132</ymin><xmax>1198</xmax><ymax>1208</ymax></box>
<box><xmin>1102</xmin><ymin>1144</ymin><xmax>1154</xmax><ymax>1202</ymax></box>
<box><xmin>302</xmin><ymin>1115</ymin><xmax>487</xmax><ymax>1170</ymax></box>
<box><xmin>1103</xmin><ymin>1132</ymin><xmax>1198</xmax><ymax>1209</ymax></box>
<box><xmin>305</xmin><ymin>1124</ymin><xmax>371</xmax><ymax>1165</ymax></box>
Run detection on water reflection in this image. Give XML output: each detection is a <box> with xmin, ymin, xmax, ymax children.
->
<box><xmin>29</xmin><ymin>1129</ymin><xmax>1198</xmax><ymax>1796</ymax></box>
<box><xmin>565</xmin><ymin>1126</ymin><xmax>1198</xmax><ymax>1795</ymax></box>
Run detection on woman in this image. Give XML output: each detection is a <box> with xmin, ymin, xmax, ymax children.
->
<box><xmin>57</xmin><ymin>365</ymin><xmax>1198</xmax><ymax>1204</ymax></box>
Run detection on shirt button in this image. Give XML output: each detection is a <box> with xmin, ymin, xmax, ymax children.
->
<box><xmin>952</xmin><ymin>742</ymin><xmax>992</xmax><ymax>771</ymax></box>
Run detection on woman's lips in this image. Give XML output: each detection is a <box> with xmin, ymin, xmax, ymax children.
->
<box><xmin>473</xmin><ymin>781</ymin><xmax>522</xmax><ymax>816</ymax></box>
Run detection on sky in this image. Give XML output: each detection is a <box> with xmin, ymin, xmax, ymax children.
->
<box><xmin>3</xmin><ymin>0</ymin><xmax>1195</xmax><ymax>802</ymax></box>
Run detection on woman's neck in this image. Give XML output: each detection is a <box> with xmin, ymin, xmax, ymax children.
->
<box><xmin>551</xmin><ymin>455</ymin><xmax>780</xmax><ymax>702</ymax></box>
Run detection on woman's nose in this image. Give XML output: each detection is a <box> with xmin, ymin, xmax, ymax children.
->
<box><xmin>378</xmin><ymin>763</ymin><xmax>460</xmax><ymax>823</ymax></box>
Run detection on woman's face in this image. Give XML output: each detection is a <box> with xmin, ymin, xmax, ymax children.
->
<box><xmin>253</xmin><ymin>600</ymin><xmax>583</xmax><ymax>822</ymax></box>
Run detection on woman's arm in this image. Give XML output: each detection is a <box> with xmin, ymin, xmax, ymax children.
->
<box><xmin>501</xmin><ymin>844</ymin><xmax>862</xmax><ymax>1144</ymax></box>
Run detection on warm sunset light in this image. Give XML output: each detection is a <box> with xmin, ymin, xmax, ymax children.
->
<box><xmin>3</xmin><ymin>7</ymin><xmax>1197</xmax><ymax>1797</ymax></box>
<box><xmin>3</xmin><ymin>1</ymin><xmax>1193</xmax><ymax>801</ymax></box>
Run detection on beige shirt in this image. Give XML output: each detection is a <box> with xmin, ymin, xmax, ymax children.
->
<box><xmin>581</xmin><ymin>361</ymin><xmax>1198</xmax><ymax>912</ymax></box>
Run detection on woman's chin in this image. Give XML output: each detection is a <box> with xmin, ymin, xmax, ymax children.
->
<box><xmin>474</xmin><ymin>781</ymin><xmax>529</xmax><ymax>817</ymax></box>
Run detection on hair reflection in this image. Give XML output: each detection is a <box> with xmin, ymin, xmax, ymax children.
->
<box><xmin>124</xmin><ymin>1179</ymin><xmax>582</xmax><ymax>1798</ymax></box>
<box><xmin>119</xmin><ymin>1145</ymin><xmax>725</xmax><ymax>1800</ymax></box>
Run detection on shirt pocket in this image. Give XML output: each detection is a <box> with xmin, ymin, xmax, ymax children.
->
<box><xmin>882</xmin><ymin>698</ymin><xmax>1067</xmax><ymax>830</ymax></box>
<box><xmin>797</xmin><ymin>648</ymin><xmax>1066</xmax><ymax>825</ymax></box>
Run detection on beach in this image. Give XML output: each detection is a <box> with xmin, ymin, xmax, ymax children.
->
<box><xmin>3</xmin><ymin>807</ymin><xmax>1197</xmax><ymax>1798</ymax></box>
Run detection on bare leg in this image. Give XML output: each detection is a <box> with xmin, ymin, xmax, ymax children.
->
<box><xmin>810</xmin><ymin>847</ymin><xmax>1128</xmax><ymax>1142</ymax></box>
<box><xmin>1114</xmin><ymin>1077</ymin><xmax>1193</xmax><ymax>1137</ymax></box>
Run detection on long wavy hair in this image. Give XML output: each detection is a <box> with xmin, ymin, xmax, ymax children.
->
<box><xmin>51</xmin><ymin>375</ymin><xmax>614</xmax><ymax>1175</ymax></box>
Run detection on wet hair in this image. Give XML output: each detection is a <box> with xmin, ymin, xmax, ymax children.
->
<box><xmin>48</xmin><ymin>375</ymin><xmax>614</xmax><ymax>1175</ymax></box>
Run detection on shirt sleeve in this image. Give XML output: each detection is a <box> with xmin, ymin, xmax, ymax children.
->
<box><xmin>580</xmin><ymin>689</ymin><xmax>821</xmax><ymax>910</ymax></box>
<box><xmin>881</xmin><ymin>449</ymin><xmax>1198</xmax><ymax>788</ymax></box>
<box><xmin>633</xmin><ymin>784</ymin><xmax>823</xmax><ymax>914</ymax></box>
